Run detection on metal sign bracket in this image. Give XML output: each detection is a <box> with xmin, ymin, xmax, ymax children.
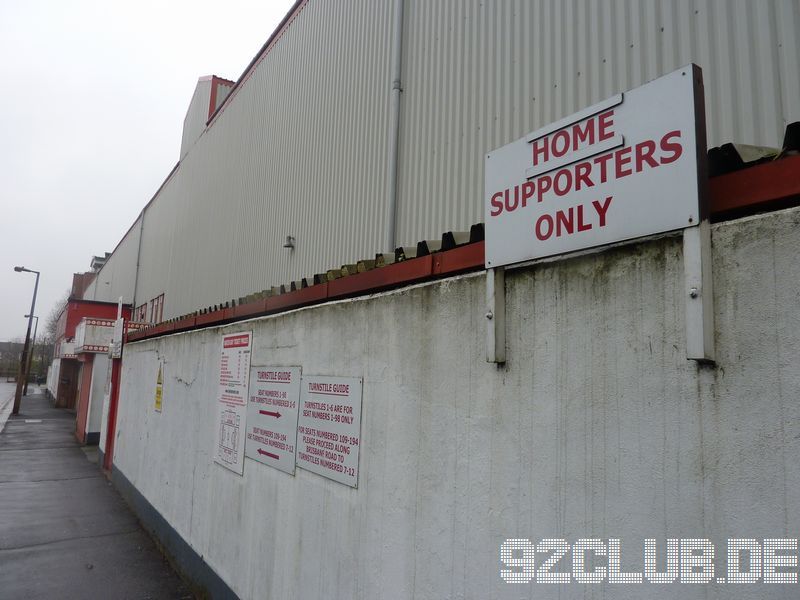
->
<box><xmin>683</xmin><ymin>220</ymin><xmax>715</xmax><ymax>362</ymax></box>
<box><xmin>486</xmin><ymin>267</ymin><xmax>506</xmax><ymax>364</ymax></box>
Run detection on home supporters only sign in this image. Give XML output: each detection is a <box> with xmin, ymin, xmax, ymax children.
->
<box><xmin>485</xmin><ymin>65</ymin><xmax>706</xmax><ymax>268</ymax></box>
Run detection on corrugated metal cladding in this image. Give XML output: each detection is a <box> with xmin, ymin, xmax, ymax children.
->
<box><xmin>131</xmin><ymin>0</ymin><xmax>393</xmax><ymax>319</ymax></box>
<box><xmin>84</xmin><ymin>215</ymin><xmax>142</xmax><ymax>304</ymax></box>
<box><xmin>396</xmin><ymin>0</ymin><xmax>800</xmax><ymax>244</ymax></box>
<box><xmin>93</xmin><ymin>0</ymin><xmax>799</xmax><ymax>320</ymax></box>
<box><xmin>180</xmin><ymin>79</ymin><xmax>212</xmax><ymax>160</ymax></box>
<box><xmin>213</xmin><ymin>81</ymin><xmax>234</xmax><ymax>112</ymax></box>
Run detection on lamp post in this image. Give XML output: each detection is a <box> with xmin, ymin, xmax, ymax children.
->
<box><xmin>23</xmin><ymin>315</ymin><xmax>39</xmax><ymax>395</ymax></box>
<box><xmin>13</xmin><ymin>266</ymin><xmax>40</xmax><ymax>415</ymax></box>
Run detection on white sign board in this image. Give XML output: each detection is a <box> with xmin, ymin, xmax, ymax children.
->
<box><xmin>98</xmin><ymin>358</ymin><xmax>111</xmax><ymax>452</ymax></box>
<box><xmin>110</xmin><ymin>317</ymin><xmax>124</xmax><ymax>359</ymax></box>
<box><xmin>214</xmin><ymin>332</ymin><xmax>252</xmax><ymax>475</ymax></box>
<box><xmin>296</xmin><ymin>375</ymin><xmax>363</xmax><ymax>487</ymax></box>
<box><xmin>485</xmin><ymin>65</ymin><xmax>706</xmax><ymax>268</ymax></box>
<box><xmin>245</xmin><ymin>366</ymin><xmax>301</xmax><ymax>474</ymax></box>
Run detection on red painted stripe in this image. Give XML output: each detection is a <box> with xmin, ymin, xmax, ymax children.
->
<box><xmin>327</xmin><ymin>255</ymin><xmax>434</xmax><ymax>300</ymax></box>
<box><xmin>433</xmin><ymin>241</ymin><xmax>484</xmax><ymax>276</ymax></box>
<box><xmin>710</xmin><ymin>155</ymin><xmax>800</xmax><ymax>217</ymax></box>
<box><xmin>197</xmin><ymin>310</ymin><xmax>226</xmax><ymax>326</ymax></box>
<box><xmin>173</xmin><ymin>315</ymin><xmax>197</xmax><ymax>332</ymax></box>
<box><xmin>233</xmin><ymin>299</ymin><xmax>268</xmax><ymax>319</ymax></box>
<box><xmin>266</xmin><ymin>283</ymin><xmax>328</xmax><ymax>312</ymax></box>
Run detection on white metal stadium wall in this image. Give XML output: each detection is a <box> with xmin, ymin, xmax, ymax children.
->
<box><xmin>129</xmin><ymin>0</ymin><xmax>394</xmax><ymax>318</ymax></box>
<box><xmin>395</xmin><ymin>0</ymin><xmax>800</xmax><ymax>243</ymax></box>
<box><xmin>90</xmin><ymin>0</ymin><xmax>800</xmax><ymax>321</ymax></box>
<box><xmin>83</xmin><ymin>214</ymin><xmax>142</xmax><ymax>305</ymax></box>
<box><xmin>180</xmin><ymin>78</ymin><xmax>213</xmax><ymax>160</ymax></box>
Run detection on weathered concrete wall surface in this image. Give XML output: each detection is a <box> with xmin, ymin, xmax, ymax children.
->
<box><xmin>112</xmin><ymin>207</ymin><xmax>800</xmax><ymax>599</ymax></box>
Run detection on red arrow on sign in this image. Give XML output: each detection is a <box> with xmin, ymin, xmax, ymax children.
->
<box><xmin>257</xmin><ymin>448</ymin><xmax>279</xmax><ymax>460</ymax></box>
<box><xmin>259</xmin><ymin>409</ymin><xmax>281</xmax><ymax>418</ymax></box>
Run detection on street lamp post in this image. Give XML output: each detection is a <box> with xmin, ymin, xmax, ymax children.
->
<box><xmin>23</xmin><ymin>315</ymin><xmax>39</xmax><ymax>395</ymax></box>
<box><xmin>13</xmin><ymin>267</ymin><xmax>40</xmax><ymax>415</ymax></box>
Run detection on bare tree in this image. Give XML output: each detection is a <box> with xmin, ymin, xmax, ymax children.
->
<box><xmin>0</xmin><ymin>336</ymin><xmax>24</xmax><ymax>379</ymax></box>
<box><xmin>41</xmin><ymin>289</ymin><xmax>71</xmax><ymax>347</ymax></box>
<box><xmin>31</xmin><ymin>289</ymin><xmax>71</xmax><ymax>381</ymax></box>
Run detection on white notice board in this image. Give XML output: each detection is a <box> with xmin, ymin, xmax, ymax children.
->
<box><xmin>245</xmin><ymin>366</ymin><xmax>301</xmax><ymax>474</ymax></box>
<box><xmin>214</xmin><ymin>332</ymin><xmax>252</xmax><ymax>475</ymax></box>
<box><xmin>296</xmin><ymin>375</ymin><xmax>363</xmax><ymax>487</ymax></box>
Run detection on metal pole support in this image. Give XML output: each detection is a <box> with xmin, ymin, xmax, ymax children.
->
<box><xmin>13</xmin><ymin>270</ymin><xmax>39</xmax><ymax>414</ymax></box>
<box><xmin>683</xmin><ymin>220</ymin><xmax>715</xmax><ymax>362</ymax></box>
<box><xmin>486</xmin><ymin>267</ymin><xmax>506</xmax><ymax>364</ymax></box>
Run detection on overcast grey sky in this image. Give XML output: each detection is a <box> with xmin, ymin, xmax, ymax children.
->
<box><xmin>0</xmin><ymin>0</ymin><xmax>295</xmax><ymax>341</ymax></box>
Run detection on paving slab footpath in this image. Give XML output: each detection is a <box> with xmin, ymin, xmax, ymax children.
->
<box><xmin>0</xmin><ymin>389</ymin><xmax>193</xmax><ymax>600</ymax></box>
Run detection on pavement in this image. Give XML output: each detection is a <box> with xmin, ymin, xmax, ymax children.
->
<box><xmin>0</xmin><ymin>388</ymin><xmax>193</xmax><ymax>600</ymax></box>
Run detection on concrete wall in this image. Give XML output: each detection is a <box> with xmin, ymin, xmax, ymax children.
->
<box><xmin>111</xmin><ymin>206</ymin><xmax>800</xmax><ymax>599</ymax></box>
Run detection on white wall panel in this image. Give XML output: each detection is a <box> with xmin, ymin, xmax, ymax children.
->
<box><xmin>84</xmin><ymin>215</ymin><xmax>142</xmax><ymax>305</ymax></box>
<box><xmin>134</xmin><ymin>0</ymin><xmax>393</xmax><ymax>319</ymax></box>
<box><xmin>98</xmin><ymin>0</ymin><xmax>798</xmax><ymax>321</ymax></box>
<box><xmin>395</xmin><ymin>0</ymin><xmax>800</xmax><ymax>245</ymax></box>
<box><xmin>180</xmin><ymin>78</ymin><xmax>212</xmax><ymax>160</ymax></box>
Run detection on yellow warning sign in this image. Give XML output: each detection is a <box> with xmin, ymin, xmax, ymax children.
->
<box><xmin>155</xmin><ymin>363</ymin><xmax>163</xmax><ymax>412</ymax></box>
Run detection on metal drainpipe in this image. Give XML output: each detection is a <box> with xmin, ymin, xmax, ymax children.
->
<box><xmin>385</xmin><ymin>0</ymin><xmax>404</xmax><ymax>252</ymax></box>
<box><xmin>131</xmin><ymin>209</ymin><xmax>145</xmax><ymax>311</ymax></box>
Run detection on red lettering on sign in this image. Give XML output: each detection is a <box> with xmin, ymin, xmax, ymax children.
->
<box><xmin>576</xmin><ymin>204</ymin><xmax>592</xmax><ymax>232</ymax></box>
<box><xmin>660</xmin><ymin>130</ymin><xmax>683</xmax><ymax>164</ymax></box>
<box><xmin>556</xmin><ymin>207</ymin><xmax>573</xmax><ymax>237</ymax></box>
<box><xmin>615</xmin><ymin>146</ymin><xmax>633</xmax><ymax>178</ymax></box>
<box><xmin>551</xmin><ymin>130</ymin><xmax>570</xmax><ymax>157</ymax></box>
<box><xmin>635</xmin><ymin>140</ymin><xmax>658</xmax><ymax>171</ymax></box>
<box><xmin>521</xmin><ymin>181</ymin><xmax>535</xmax><ymax>208</ymax></box>
<box><xmin>535</xmin><ymin>214</ymin><xmax>554</xmax><ymax>240</ymax></box>
<box><xmin>504</xmin><ymin>187</ymin><xmax>519</xmax><ymax>212</ymax></box>
<box><xmin>575</xmin><ymin>161</ymin><xmax>593</xmax><ymax>190</ymax></box>
<box><xmin>554</xmin><ymin>169</ymin><xmax>572</xmax><ymax>196</ymax></box>
<box><xmin>223</xmin><ymin>334</ymin><xmax>249</xmax><ymax>348</ymax></box>
<box><xmin>572</xmin><ymin>119</ymin><xmax>595</xmax><ymax>149</ymax></box>
<box><xmin>532</xmin><ymin>137</ymin><xmax>549</xmax><ymax>166</ymax></box>
<box><xmin>530</xmin><ymin>111</ymin><xmax>615</xmax><ymax>170</ymax></box>
<box><xmin>592</xmin><ymin>196</ymin><xmax>612</xmax><ymax>226</ymax></box>
<box><xmin>494</xmin><ymin>130</ymin><xmax>682</xmax><ymax>213</ymax></box>
<box><xmin>598</xmin><ymin>110</ymin><xmax>615</xmax><ymax>141</ymax></box>
<box><xmin>534</xmin><ymin>197</ymin><xmax>613</xmax><ymax>242</ymax></box>
<box><xmin>593</xmin><ymin>153</ymin><xmax>613</xmax><ymax>184</ymax></box>
<box><xmin>490</xmin><ymin>192</ymin><xmax>503</xmax><ymax>217</ymax></box>
<box><xmin>537</xmin><ymin>175</ymin><xmax>552</xmax><ymax>203</ymax></box>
